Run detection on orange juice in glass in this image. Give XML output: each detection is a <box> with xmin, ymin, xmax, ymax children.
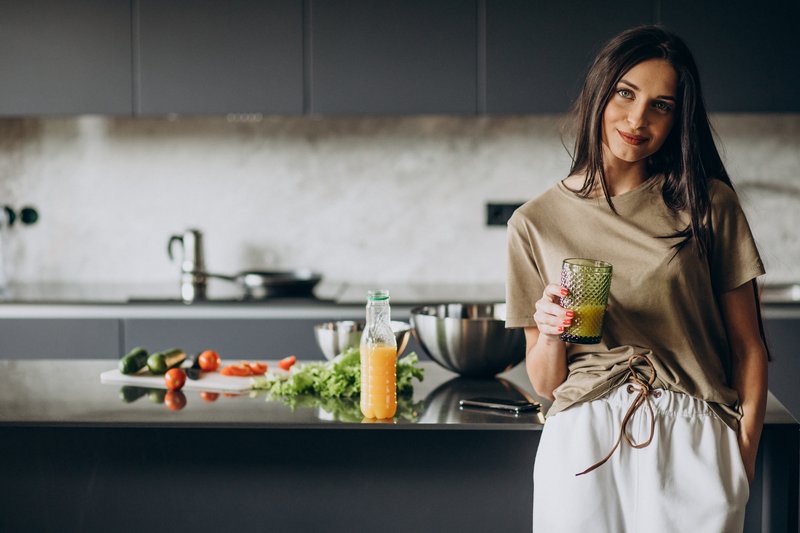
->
<box><xmin>560</xmin><ymin>259</ymin><xmax>613</xmax><ymax>344</ymax></box>
<box><xmin>360</xmin><ymin>290</ymin><xmax>398</xmax><ymax>419</ymax></box>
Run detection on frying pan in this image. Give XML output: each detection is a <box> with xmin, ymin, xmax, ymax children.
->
<box><xmin>203</xmin><ymin>269</ymin><xmax>322</xmax><ymax>299</ymax></box>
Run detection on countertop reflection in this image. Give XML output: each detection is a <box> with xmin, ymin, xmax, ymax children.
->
<box><xmin>1</xmin><ymin>359</ymin><xmax>793</xmax><ymax>429</ymax></box>
<box><xmin>0</xmin><ymin>360</ymin><xmax>548</xmax><ymax>429</ymax></box>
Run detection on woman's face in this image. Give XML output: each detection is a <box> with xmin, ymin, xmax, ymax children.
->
<box><xmin>601</xmin><ymin>58</ymin><xmax>678</xmax><ymax>165</ymax></box>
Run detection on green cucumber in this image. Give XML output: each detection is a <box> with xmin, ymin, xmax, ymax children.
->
<box><xmin>146</xmin><ymin>348</ymin><xmax>187</xmax><ymax>374</ymax></box>
<box><xmin>119</xmin><ymin>347</ymin><xmax>149</xmax><ymax>375</ymax></box>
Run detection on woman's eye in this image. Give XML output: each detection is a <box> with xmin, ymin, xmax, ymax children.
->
<box><xmin>617</xmin><ymin>89</ymin><xmax>633</xmax><ymax>99</ymax></box>
<box><xmin>653</xmin><ymin>101</ymin><xmax>673</xmax><ymax>112</ymax></box>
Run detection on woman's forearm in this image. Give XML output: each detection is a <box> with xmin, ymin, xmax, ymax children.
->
<box><xmin>732</xmin><ymin>344</ymin><xmax>768</xmax><ymax>480</ymax></box>
<box><xmin>525</xmin><ymin>328</ymin><xmax>568</xmax><ymax>400</ymax></box>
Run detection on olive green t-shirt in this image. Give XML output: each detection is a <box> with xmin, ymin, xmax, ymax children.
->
<box><xmin>505</xmin><ymin>176</ymin><xmax>765</xmax><ymax>430</ymax></box>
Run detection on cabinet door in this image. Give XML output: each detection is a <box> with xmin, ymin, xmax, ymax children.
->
<box><xmin>660</xmin><ymin>0</ymin><xmax>800</xmax><ymax>112</ymax></box>
<box><xmin>310</xmin><ymin>0</ymin><xmax>477</xmax><ymax>115</ymax></box>
<box><xmin>765</xmin><ymin>317</ymin><xmax>800</xmax><ymax>421</ymax></box>
<box><xmin>123</xmin><ymin>318</ymin><xmax>357</xmax><ymax>359</ymax></box>
<box><xmin>136</xmin><ymin>0</ymin><xmax>303</xmax><ymax>114</ymax></box>
<box><xmin>0</xmin><ymin>319</ymin><xmax>121</xmax><ymax>358</ymax></box>
<box><xmin>0</xmin><ymin>0</ymin><xmax>132</xmax><ymax>115</ymax></box>
<box><xmin>486</xmin><ymin>1</ymin><xmax>652</xmax><ymax>114</ymax></box>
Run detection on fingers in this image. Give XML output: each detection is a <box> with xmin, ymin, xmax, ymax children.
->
<box><xmin>535</xmin><ymin>284</ymin><xmax>573</xmax><ymax>337</ymax></box>
<box><xmin>542</xmin><ymin>283</ymin><xmax>566</xmax><ymax>303</ymax></box>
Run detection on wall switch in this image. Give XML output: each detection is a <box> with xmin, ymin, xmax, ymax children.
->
<box><xmin>486</xmin><ymin>202</ymin><xmax>524</xmax><ymax>226</ymax></box>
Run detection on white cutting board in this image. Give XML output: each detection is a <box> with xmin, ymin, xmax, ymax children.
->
<box><xmin>100</xmin><ymin>368</ymin><xmax>256</xmax><ymax>393</ymax></box>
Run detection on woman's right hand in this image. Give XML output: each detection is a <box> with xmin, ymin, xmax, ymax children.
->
<box><xmin>534</xmin><ymin>283</ymin><xmax>573</xmax><ymax>339</ymax></box>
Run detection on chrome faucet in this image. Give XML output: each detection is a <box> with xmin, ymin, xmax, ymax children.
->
<box><xmin>168</xmin><ymin>229</ymin><xmax>208</xmax><ymax>303</ymax></box>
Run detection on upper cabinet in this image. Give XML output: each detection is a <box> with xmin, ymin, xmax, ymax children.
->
<box><xmin>659</xmin><ymin>0</ymin><xmax>800</xmax><ymax>113</ymax></box>
<box><xmin>0</xmin><ymin>0</ymin><xmax>132</xmax><ymax>116</ymax></box>
<box><xmin>485</xmin><ymin>1</ymin><xmax>652</xmax><ymax>114</ymax></box>
<box><xmin>0</xmin><ymin>1</ymin><xmax>796</xmax><ymax>116</ymax></box>
<box><xmin>136</xmin><ymin>0</ymin><xmax>303</xmax><ymax>115</ymax></box>
<box><xmin>309</xmin><ymin>0</ymin><xmax>477</xmax><ymax>115</ymax></box>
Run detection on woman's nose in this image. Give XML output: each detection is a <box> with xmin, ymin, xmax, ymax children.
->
<box><xmin>627</xmin><ymin>103</ymin><xmax>649</xmax><ymax>129</ymax></box>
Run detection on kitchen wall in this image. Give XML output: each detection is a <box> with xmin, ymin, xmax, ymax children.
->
<box><xmin>0</xmin><ymin>114</ymin><xmax>798</xmax><ymax>286</ymax></box>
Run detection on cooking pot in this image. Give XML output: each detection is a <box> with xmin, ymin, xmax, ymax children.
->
<box><xmin>203</xmin><ymin>269</ymin><xmax>322</xmax><ymax>299</ymax></box>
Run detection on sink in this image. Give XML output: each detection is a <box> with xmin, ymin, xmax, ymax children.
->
<box><xmin>761</xmin><ymin>283</ymin><xmax>800</xmax><ymax>304</ymax></box>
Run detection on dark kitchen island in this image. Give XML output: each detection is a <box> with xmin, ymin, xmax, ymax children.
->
<box><xmin>0</xmin><ymin>359</ymin><xmax>796</xmax><ymax>533</ymax></box>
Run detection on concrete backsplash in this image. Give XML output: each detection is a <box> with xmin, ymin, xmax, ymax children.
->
<box><xmin>0</xmin><ymin>114</ymin><xmax>798</xmax><ymax>286</ymax></box>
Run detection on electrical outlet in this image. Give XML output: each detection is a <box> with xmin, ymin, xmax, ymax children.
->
<box><xmin>486</xmin><ymin>202</ymin><xmax>524</xmax><ymax>226</ymax></box>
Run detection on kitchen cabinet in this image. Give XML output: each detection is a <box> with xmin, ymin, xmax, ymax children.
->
<box><xmin>309</xmin><ymin>0</ymin><xmax>477</xmax><ymax>115</ymax></box>
<box><xmin>122</xmin><ymin>316</ymin><xmax>425</xmax><ymax>361</ymax></box>
<box><xmin>1</xmin><ymin>1</ymin><xmax>798</xmax><ymax>116</ymax></box>
<box><xmin>135</xmin><ymin>0</ymin><xmax>303</xmax><ymax>114</ymax></box>
<box><xmin>0</xmin><ymin>360</ymin><xmax>796</xmax><ymax>533</ymax></box>
<box><xmin>764</xmin><ymin>316</ymin><xmax>800</xmax><ymax>421</ymax></box>
<box><xmin>659</xmin><ymin>0</ymin><xmax>800</xmax><ymax>112</ymax></box>
<box><xmin>0</xmin><ymin>318</ymin><xmax>120</xmax><ymax>358</ymax></box>
<box><xmin>122</xmin><ymin>317</ymin><xmax>352</xmax><ymax>358</ymax></box>
<box><xmin>485</xmin><ymin>0</ymin><xmax>652</xmax><ymax>114</ymax></box>
<box><xmin>0</xmin><ymin>0</ymin><xmax>132</xmax><ymax>116</ymax></box>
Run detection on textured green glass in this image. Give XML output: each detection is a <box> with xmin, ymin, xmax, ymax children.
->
<box><xmin>559</xmin><ymin>258</ymin><xmax>613</xmax><ymax>344</ymax></box>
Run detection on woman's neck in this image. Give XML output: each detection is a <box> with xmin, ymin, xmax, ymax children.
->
<box><xmin>600</xmin><ymin>145</ymin><xmax>649</xmax><ymax>196</ymax></box>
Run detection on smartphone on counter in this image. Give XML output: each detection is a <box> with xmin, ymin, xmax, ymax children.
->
<box><xmin>459</xmin><ymin>397</ymin><xmax>541</xmax><ymax>414</ymax></box>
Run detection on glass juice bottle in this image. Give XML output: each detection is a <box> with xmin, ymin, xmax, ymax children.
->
<box><xmin>360</xmin><ymin>289</ymin><xmax>397</xmax><ymax>419</ymax></box>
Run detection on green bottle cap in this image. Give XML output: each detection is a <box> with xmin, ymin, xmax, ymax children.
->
<box><xmin>367</xmin><ymin>289</ymin><xmax>390</xmax><ymax>301</ymax></box>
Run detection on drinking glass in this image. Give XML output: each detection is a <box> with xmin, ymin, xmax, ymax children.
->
<box><xmin>559</xmin><ymin>258</ymin><xmax>613</xmax><ymax>344</ymax></box>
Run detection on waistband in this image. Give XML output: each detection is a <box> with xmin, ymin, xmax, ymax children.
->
<box><xmin>601</xmin><ymin>383</ymin><xmax>717</xmax><ymax>419</ymax></box>
<box><xmin>576</xmin><ymin>354</ymin><xmax>660</xmax><ymax>477</ymax></box>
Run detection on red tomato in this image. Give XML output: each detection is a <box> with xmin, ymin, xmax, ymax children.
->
<box><xmin>164</xmin><ymin>368</ymin><xmax>186</xmax><ymax>390</ymax></box>
<box><xmin>165</xmin><ymin>390</ymin><xmax>187</xmax><ymax>410</ymax></box>
<box><xmin>200</xmin><ymin>391</ymin><xmax>219</xmax><ymax>402</ymax></box>
<box><xmin>246</xmin><ymin>362</ymin><xmax>268</xmax><ymax>375</ymax></box>
<box><xmin>278</xmin><ymin>355</ymin><xmax>297</xmax><ymax>371</ymax></box>
<box><xmin>198</xmin><ymin>350</ymin><xmax>221</xmax><ymax>372</ymax></box>
<box><xmin>220</xmin><ymin>363</ymin><xmax>252</xmax><ymax>376</ymax></box>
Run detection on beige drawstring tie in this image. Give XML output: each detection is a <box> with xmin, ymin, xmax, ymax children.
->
<box><xmin>576</xmin><ymin>354</ymin><xmax>662</xmax><ymax>476</ymax></box>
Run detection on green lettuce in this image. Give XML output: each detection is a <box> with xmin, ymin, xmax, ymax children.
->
<box><xmin>252</xmin><ymin>348</ymin><xmax>424</xmax><ymax>400</ymax></box>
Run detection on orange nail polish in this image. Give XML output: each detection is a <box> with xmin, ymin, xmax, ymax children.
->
<box><xmin>558</xmin><ymin>326</ymin><xmax>564</xmax><ymax>332</ymax></box>
<box><xmin>565</xmin><ymin>310</ymin><xmax>574</xmax><ymax>318</ymax></box>
<box><xmin>563</xmin><ymin>319</ymin><xmax>571</xmax><ymax>326</ymax></box>
<box><xmin>560</xmin><ymin>288</ymin><xmax>569</xmax><ymax>296</ymax></box>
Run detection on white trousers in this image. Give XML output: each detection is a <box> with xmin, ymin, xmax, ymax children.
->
<box><xmin>533</xmin><ymin>386</ymin><xmax>750</xmax><ymax>533</ymax></box>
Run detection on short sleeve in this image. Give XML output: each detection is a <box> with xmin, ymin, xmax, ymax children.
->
<box><xmin>505</xmin><ymin>211</ymin><xmax>544</xmax><ymax>328</ymax></box>
<box><xmin>708</xmin><ymin>180</ymin><xmax>765</xmax><ymax>293</ymax></box>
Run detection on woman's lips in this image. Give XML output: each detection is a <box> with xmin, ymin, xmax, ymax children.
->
<box><xmin>617</xmin><ymin>130</ymin><xmax>648</xmax><ymax>146</ymax></box>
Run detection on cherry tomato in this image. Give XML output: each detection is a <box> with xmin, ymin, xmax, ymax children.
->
<box><xmin>278</xmin><ymin>355</ymin><xmax>297</xmax><ymax>371</ymax></box>
<box><xmin>198</xmin><ymin>350</ymin><xmax>221</xmax><ymax>372</ymax></box>
<box><xmin>200</xmin><ymin>391</ymin><xmax>219</xmax><ymax>402</ymax></box>
<box><xmin>220</xmin><ymin>363</ymin><xmax>252</xmax><ymax>376</ymax></box>
<box><xmin>165</xmin><ymin>390</ymin><xmax>187</xmax><ymax>410</ymax></box>
<box><xmin>164</xmin><ymin>368</ymin><xmax>186</xmax><ymax>390</ymax></box>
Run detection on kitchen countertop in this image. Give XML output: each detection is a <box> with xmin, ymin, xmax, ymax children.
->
<box><xmin>0</xmin><ymin>280</ymin><xmax>511</xmax><ymax>318</ymax></box>
<box><xmin>0</xmin><ymin>359</ymin><xmax>795</xmax><ymax>429</ymax></box>
<box><xmin>0</xmin><ymin>360</ymin><xmax>546</xmax><ymax>429</ymax></box>
<box><xmin>1</xmin><ymin>281</ymin><xmax>799</xmax><ymax>319</ymax></box>
<box><xmin>0</xmin><ymin>280</ymin><xmax>508</xmax><ymax>305</ymax></box>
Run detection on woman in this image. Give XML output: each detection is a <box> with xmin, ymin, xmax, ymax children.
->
<box><xmin>505</xmin><ymin>26</ymin><xmax>768</xmax><ymax>533</ymax></box>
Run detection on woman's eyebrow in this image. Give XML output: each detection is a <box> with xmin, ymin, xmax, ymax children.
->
<box><xmin>618</xmin><ymin>79</ymin><xmax>676</xmax><ymax>101</ymax></box>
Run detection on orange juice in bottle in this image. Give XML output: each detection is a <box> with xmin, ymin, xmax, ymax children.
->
<box><xmin>360</xmin><ymin>290</ymin><xmax>397</xmax><ymax>419</ymax></box>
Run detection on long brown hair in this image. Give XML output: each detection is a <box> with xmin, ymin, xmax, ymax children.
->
<box><xmin>569</xmin><ymin>25</ymin><xmax>728</xmax><ymax>257</ymax></box>
<box><xmin>569</xmin><ymin>25</ymin><xmax>770</xmax><ymax>359</ymax></box>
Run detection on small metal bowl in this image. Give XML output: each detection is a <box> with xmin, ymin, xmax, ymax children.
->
<box><xmin>313</xmin><ymin>320</ymin><xmax>412</xmax><ymax>361</ymax></box>
<box><xmin>410</xmin><ymin>303</ymin><xmax>525</xmax><ymax>377</ymax></box>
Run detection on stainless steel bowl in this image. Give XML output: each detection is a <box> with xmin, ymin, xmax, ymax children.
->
<box><xmin>410</xmin><ymin>303</ymin><xmax>525</xmax><ymax>377</ymax></box>
<box><xmin>313</xmin><ymin>320</ymin><xmax>412</xmax><ymax>361</ymax></box>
